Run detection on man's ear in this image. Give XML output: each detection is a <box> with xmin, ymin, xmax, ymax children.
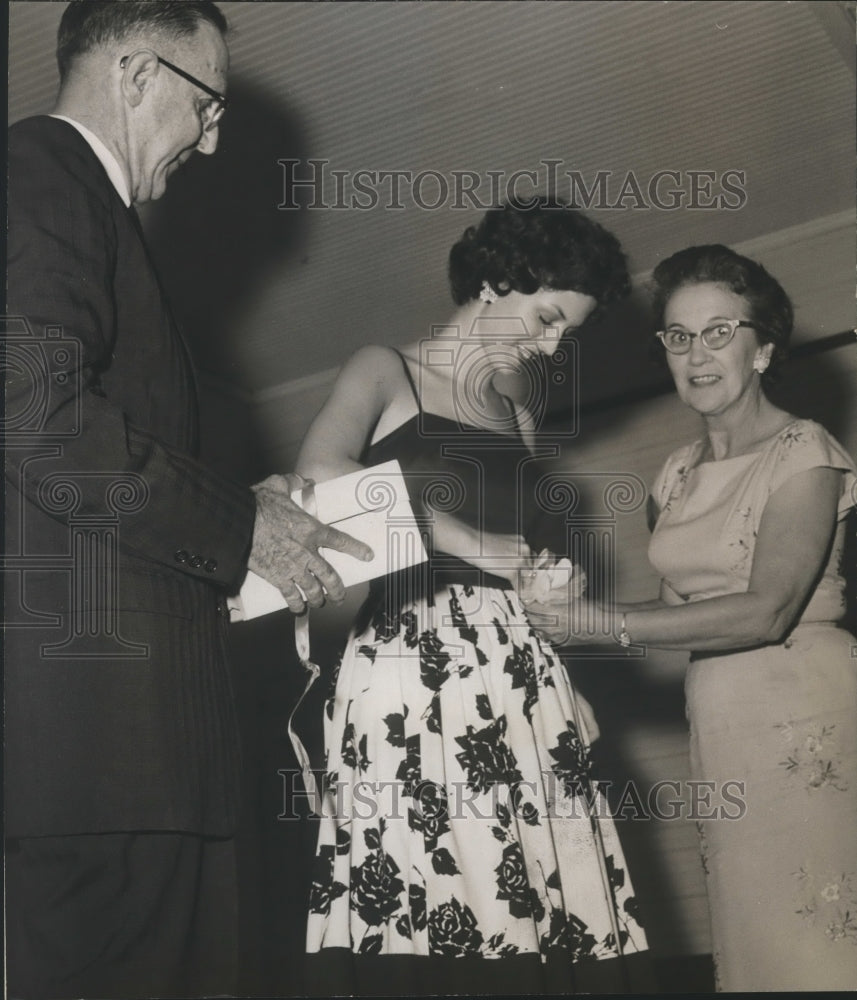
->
<box><xmin>119</xmin><ymin>50</ymin><xmax>160</xmax><ymax>109</ymax></box>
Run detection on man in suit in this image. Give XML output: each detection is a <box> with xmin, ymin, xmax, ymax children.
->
<box><xmin>4</xmin><ymin>3</ymin><xmax>371</xmax><ymax>996</ymax></box>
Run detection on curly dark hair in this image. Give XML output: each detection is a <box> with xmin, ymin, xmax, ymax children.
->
<box><xmin>651</xmin><ymin>244</ymin><xmax>793</xmax><ymax>380</ymax></box>
<box><xmin>448</xmin><ymin>197</ymin><xmax>630</xmax><ymax>310</ymax></box>
<box><xmin>57</xmin><ymin>1</ymin><xmax>228</xmax><ymax>82</ymax></box>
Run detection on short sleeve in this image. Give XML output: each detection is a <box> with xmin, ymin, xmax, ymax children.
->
<box><xmin>768</xmin><ymin>420</ymin><xmax>857</xmax><ymax>520</ymax></box>
<box><xmin>651</xmin><ymin>442</ymin><xmax>698</xmax><ymax>514</ymax></box>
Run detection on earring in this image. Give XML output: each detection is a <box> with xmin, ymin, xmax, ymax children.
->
<box><xmin>753</xmin><ymin>356</ymin><xmax>770</xmax><ymax>374</ymax></box>
<box><xmin>479</xmin><ymin>281</ymin><xmax>498</xmax><ymax>304</ymax></box>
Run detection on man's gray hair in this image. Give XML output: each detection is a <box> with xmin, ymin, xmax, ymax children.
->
<box><xmin>57</xmin><ymin>1</ymin><xmax>228</xmax><ymax>82</ymax></box>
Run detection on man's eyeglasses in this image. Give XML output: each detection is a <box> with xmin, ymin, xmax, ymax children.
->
<box><xmin>120</xmin><ymin>53</ymin><xmax>228</xmax><ymax>132</ymax></box>
<box><xmin>656</xmin><ymin>318</ymin><xmax>757</xmax><ymax>355</ymax></box>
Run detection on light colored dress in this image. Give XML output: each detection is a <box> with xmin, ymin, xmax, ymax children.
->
<box><xmin>649</xmin><ymin>417</ymin><xmax>857</xmax><ymax>991</ymax></box>
<box><xmin>304</xmin><ymin>354</ymin><xmax>650</xmax><ymax>995</ymax></box>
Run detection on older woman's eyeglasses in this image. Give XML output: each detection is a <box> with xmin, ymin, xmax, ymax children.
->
<box><xmin>656</xmin><ymin>318</ymin><xmax>756</xmax><ymax>355</ymax></box>
<box><xmin>120</xmin><ymin>53</ymin><xmax>228</xmax><ymax>132</ymax></box>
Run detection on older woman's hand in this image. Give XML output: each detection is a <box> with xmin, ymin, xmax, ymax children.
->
<box><xmin>525</xmin><ymin>594</ymin><xmax>608</xmax><ymax>646</ymax></box>
<box><xmin>518</xmin><ymin>550</ymin><xmax>586</xmax><ymax>603</ymax></box>
<box><xmin>519</xmin><ymin>551</ymin><xmax>592</xmax><ymax>645</ymax></box>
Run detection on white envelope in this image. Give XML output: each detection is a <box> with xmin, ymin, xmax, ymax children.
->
<box><xmin>229</xmin><ymin>459</ymin><xmax>428</xmax><ymax>620</ymax></box>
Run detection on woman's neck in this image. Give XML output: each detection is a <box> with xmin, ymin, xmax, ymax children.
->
<box><xmin>703</xmin><ymin>394</ymin><xmax>791</xmax><ymax>460</ymax></box>
<box><xmin>399</xmin><ymin>314</ymin><xmax>520</xmax><ymax>431</ymax></box>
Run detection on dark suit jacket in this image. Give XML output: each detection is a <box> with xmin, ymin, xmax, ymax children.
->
<box><xmin>5</xmin><ymin>116</ymin><xmax>257</xmax><ymax>837</ymax></box>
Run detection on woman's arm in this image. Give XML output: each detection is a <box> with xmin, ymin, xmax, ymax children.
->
<box><xmin>296</xmin><ymin>347</ymin><xmax>532</xmax><ymax>585</ymax></box>
<box><xmin>430</xmin><ymin>511</ymin><xmax>532</xmax><ymax>586</ymax></box>
<box><xmin>529</xmin><ymin>466</ymin><xmax>842</xmax><ymax>651</ymax></box>
<box><xmin>295</xmin><ymin>345</ymin><xmax>400</xmax><ymax>483</ymax></box>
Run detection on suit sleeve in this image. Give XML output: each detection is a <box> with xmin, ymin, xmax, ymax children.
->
<box><xmin>5</xmin><ymin>123</ymin><xmax>256</xmax><ymax>590</ymax></box>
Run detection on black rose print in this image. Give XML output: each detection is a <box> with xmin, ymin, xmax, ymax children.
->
<box><xmin>383</xmin><ymin>709</ymin><xmax>407</xmax><ymax>748</ymax></box>
<box><xmin>603</xmin><ymin>927</ymin><xmax>630</xmax><ymax>953</ymax></box>
<box><xmin>605</xmin><ymin>854</ymin><xmax>625</xmax><ymax>894</ymax></box>
<box><xmin>363</xmin><ymin>827</ymin><xmax>381</xmax><ymax>851</ymax></box>
<box><xmin>395</xmin><ymin>734</ymin><xmax>421</xmax><ymax>792</ymax></box>
<box><xmin>454</xmin><ymin>716</ymin><xmax>523</xmax><ymax>795</ymax></box>
<box><xmin>408</xmin><ymin>780</ymin><xmax>451</xmax><ymax>852</ymax></box>
<box><xmin>476</xmin><ymin>693</ymin><xmax>494</xmax><ymax>721</ymax></box>
<box><xmin>624</xmin><ymin>896</ymin><xmax>642</xmax><ymax>926</ymax></box>
<box><xmin>309</xmin><ymin>845</ymin><xmax>347</xmax><ymax>916</ymax></box>
<box><xmin>539</xmin><ymin>908</ymin><xmax>597</xmax><ymax>960</ymax></box>
<box><xmin>503</xmin><ymin>643</ymin><xmax>539</xmax><ymax>722</ymax></box>
<box><xmin>430</xmin><ymin>847</ymin><xmax>461</xmax><ymax>877</ymax></box>
<box><xmin>350</xmin><ymin>851</ymin><xmax>405</xmax><ymax>927</ymax></box>
<box><xmin>372</xmin><ymin>607</ymin><xmax>418</xmax><ymax>646</ymax></box>
<box><xmin>449</xmin><ymin>587</ymin><xmax>479</xmax><ymax>648</ymax></box>
<box><xmin>335</xmin><ymin>825</ymin><xmax>351</xmax><ymax>856</ymax></box>
<box><xmin>409</xmin><ymin>882</ymin><xmax>427</xmax><ymax>932</ymax></box>
<box><xmin>341</xmin><ymin>721</ymin><xmax>371</xmax><ymax>773</ymax></box>
<box><xmin>428</xmin><ymin>897</ymin><xmax>485</xmax><ymax>957</ymax></box>
<box><xmin>425</xmin><ymin>694</ymin><xmax>442</xmax><ymax>735</ymax></box>
<box><xmin>358</xmin><ymin>932</ymin><xmax>383</xmax><ymax>955</ymax></box>
<box><xmin>492</xmin><ymin>617</ymin><xmax>509</xmax><ymax>645</ymax></box>
<box><xmin>496</xmin><ymin>801</ymin><xmax>512</xmax><ymax>830</ymax></box>
<box><xmin>495</xmin><ymin>842</ymin><xmax>545</xmax><ymax>921</ymax></box>
<box><xmin>548</xmin><ymin>722</ymin><xmax>591</xmax><ymax>796</ymax></box>
<box><xmin>509</xmin><ymin>783</ymin><xmax>541</xmax><ymax>826</ymax></box>
<box><xmin>419</xmin><ymin>630</ymin><xmax>452</xmax><ymax>692</ymax></box>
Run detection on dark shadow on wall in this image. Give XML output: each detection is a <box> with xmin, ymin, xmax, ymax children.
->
<box><xmin>766</xmin><ymin>340</ymin><xmax>855</xmax><ymax>447</ymax></box>
<box><xmin>140</xmin><ymin>79</ymin><xmax>310</xmax><ymax>484</ymax></box>
<box><xmin>138</xmin><ymin>81</ymin><xmax>323</xmax><ymax>995</ymax></box>
<box><xmin>541</xmin><ymin>288</ymin><xmax>668</xmax><ymax>422</ymax></box>
<box><xmin>227</xmin><ymin>595</ymin><xmax>362</xmax><ymax>998</ymax></box>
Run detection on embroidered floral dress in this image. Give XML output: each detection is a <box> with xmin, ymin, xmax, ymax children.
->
<box><xmin>304</xmin><ymin>357</ymin><xmax>650</xmax><ymax>996</ymax></box>
<box><xmin>649</xmin><ymin>418</ymin><xmax>857</xmax><ymax>991</ymax></box>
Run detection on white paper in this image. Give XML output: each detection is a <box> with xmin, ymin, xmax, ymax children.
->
<box><xmin>229</xmin><ymin>459</ymin><xmax>427</xmax><ymax>620</ymax></box>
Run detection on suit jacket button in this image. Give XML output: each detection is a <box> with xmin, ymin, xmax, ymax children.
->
<box><xmin>204</xmin><ymin>558</ymin><xmax>218</xmax><ymax>573</ymax></box>
<box><xmin>189</xmin><ymin>554</ymin><xmax>203</xmax><ymax>568</ymax></box>
<box><xmin>174</xmin><ymin>549</ymin><xmax>189</xmax><ymax>564</ymax></box>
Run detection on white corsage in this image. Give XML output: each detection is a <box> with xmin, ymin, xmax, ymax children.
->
<box><xmin>519</xmin><ymin>548</ymin><xmax>587</xmax><ymax>604</ymax></box>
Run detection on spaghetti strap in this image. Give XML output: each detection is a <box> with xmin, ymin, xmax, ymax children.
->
<box><xmin>391</xmin><ymin>348</ymin><xmax>525</xmax><ymax>444</ymax></box>
<box><xmin>392</xmin><ymin>349</ymin><xmax>423</xmax><ymax>413</ymax></box>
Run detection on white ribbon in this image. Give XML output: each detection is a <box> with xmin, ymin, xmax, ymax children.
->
<box><xmin>289</xmin><ymin>481</ymin><xmax>324</xmax><ymax>817</ymax></box>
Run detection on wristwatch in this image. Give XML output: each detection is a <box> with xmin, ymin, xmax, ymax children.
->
<box><xmin>618</xmin><ymin>612</ymin><xmax>632</xmax><ymax>648</ymax></box>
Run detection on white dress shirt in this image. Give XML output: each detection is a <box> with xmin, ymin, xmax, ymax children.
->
<box><xmin>51</xmin><ymin>113</ymin><xmax>132</xmax><ymax>207</ymax></box>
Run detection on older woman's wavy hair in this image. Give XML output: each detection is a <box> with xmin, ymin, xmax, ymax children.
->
<box><xmin>650</xmin><ymin>244</ymin><xmax>793</xmax><ymax>382</ymax></box>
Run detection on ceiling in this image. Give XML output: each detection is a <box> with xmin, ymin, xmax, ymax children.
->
<box><xmin>7</xmin><ymin>1</ymin><xmax>856</xmax><ymax>401</ymax></box>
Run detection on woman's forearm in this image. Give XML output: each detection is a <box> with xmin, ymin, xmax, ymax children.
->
<box><xmin>610</xmin><ymin>591</ymin><xmax>792</xmax><ymax>652</ymax></box>
<box><xmin>430</xmin><ymin>511</ymin><xmax>530</xmax><ymax>583</ymax></box>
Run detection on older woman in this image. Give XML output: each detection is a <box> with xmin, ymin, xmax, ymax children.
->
<box><xmin>527</xmin><ymin>244</ymin><xmax>857</xmax><ymax>991</ymax></box>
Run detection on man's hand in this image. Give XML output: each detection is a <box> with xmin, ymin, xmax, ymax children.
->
<box><xmin>248</xmin><ymin>474</ymin><xmax>373</xmax><ymax>614</ymax></box>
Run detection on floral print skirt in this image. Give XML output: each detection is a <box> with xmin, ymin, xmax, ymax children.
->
<box><xmin>687</xmin><ymin>624</ymin><xmax>857</xmax><ymax>991</ymax></box>
<box><xmin>305</xmin><ymin>581</ymin><xmax>648</xmax><ymax>994</ymax></box>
